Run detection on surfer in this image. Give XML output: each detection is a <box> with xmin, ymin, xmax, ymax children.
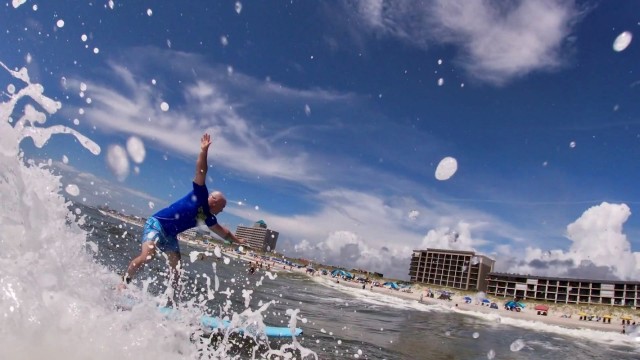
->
<box><xmin>121</xmin><ymin>133</ymin><xmax>245</xmax><ymax>291</ymax></box>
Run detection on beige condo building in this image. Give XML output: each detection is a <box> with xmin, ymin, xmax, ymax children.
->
<box><xmin>235</xmin><ymin>220</ymin><xmax>279</xmax><ymax>252</ymax></box>
<box><xmin>409</xmin><ymin>248</ymin><xmax>495</xmax><ymax>291</ymax></box>
<box><xmin>486</xmin><ymin>273</ymin><xmax>640</xmax><ymax>309</ymax></box>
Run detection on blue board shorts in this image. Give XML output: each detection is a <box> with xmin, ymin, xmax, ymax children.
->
<box><xmin>141</xmin><ymin>217</ymin><xmax>180</xmax><ymax>253</ymax></box>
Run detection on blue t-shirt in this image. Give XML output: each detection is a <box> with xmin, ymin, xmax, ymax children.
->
<box><xmin>152</xmin><ymin>182</ymin><xmax>218</xmax><ymax>236</ymax></box>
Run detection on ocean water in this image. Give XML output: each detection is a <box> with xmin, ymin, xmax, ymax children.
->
<box><xmin>12</xmin><ymin>200</ymin><xmax>640</xmax><ymax>359</ymax></box>
<box><xmin>1</xmin><ymin>64</ymin><xmax>639</xmax><ymax>360</ymax></box>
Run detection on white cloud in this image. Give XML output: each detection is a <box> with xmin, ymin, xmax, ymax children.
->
<box><xmin>419</xmin><ymin>222</ymin><xmax>481</xmax><ymax>251</ymax></box>
<box><xmin>228</xmin><ymin>189</ymin><xmax>422</xmax><ymax>278</ymax></box>
<box><xmin>250</xmin><ymin>198</ymin><xmax>640</xmax><ymax>280</ymax></box>
<box><xmin>228</xmin><ymin>187</ymin><xmax>508</xmax><ymax>279</ymax></box>
<box><xmin>353</xmin><ymin>0</ymin><xmax>582</xmax><ymax>85</ymax></box>
<box><xmin>345</xmin><ymin>200</ymin><xmax>640</xmax><ymax>281</ymax></box>
<box><xmin>293</xmin><ymin>230</ymin><xmax>410</xmax><ymax>276</ymax></box>
<box><xmin>232</xmin><ymin>188</ymin><xmax>426</xmax><ymax>240</ymax></box>
<box><xmin>503</xmin><ymin>202</ymin><xmax>640</xmax><ymax>280</ymax></box>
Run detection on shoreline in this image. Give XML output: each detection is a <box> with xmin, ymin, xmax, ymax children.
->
<box><xmin>131</xmin><ymin>233</ymin><xmax>637</xmax><ymax>336</ymax></box>
<box><xmin>321</xmin><ymin>275</ymin><xmax>628</xmax><ymax>334</ymax></box>
<box><xmin>224</xmin><ymin>251</ymin><xmax>634</xmax><ymax>335</ymax></box>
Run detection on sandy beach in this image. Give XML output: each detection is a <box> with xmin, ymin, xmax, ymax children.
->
<box><xmin>318</xmin><ymin>274</ymin><xmax>630</xmax><ymax>334</ymax></box>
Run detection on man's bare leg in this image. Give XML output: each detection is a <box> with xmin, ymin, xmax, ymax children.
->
<box><xmin>124</xmin><ymin>241</ymin><xmax>157</xmax><ymax>282</ymax></box>
<box><xmin>163</xmin><ymin>251</ymin><xmax>182</xmax><ymax>305</ymax></box>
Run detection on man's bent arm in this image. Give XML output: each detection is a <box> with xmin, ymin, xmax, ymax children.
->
<box><xmin>194</xmin><ymin>133</ymin><xmax>211</xmax><ymax>186</ymax></box>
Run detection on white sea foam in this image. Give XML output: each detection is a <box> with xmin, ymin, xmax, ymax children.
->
<box><xmin>0</xmin><ymin>63</ymin><xmax>314</xmax><ymax>359</ymax></box>
<box><xmin>311</xmin><ymin>276</ymin><xmax>446</xmax><ymax>313</ymax></box>
<box><xmin>451</xmin><ymin>306</ymin><xmax>639</xmax><ymax>348</ymax></box>
<box><xmin>0</xmin><ymin>62</ymin><xmax>218</xmax><ymax>359</ymax></box>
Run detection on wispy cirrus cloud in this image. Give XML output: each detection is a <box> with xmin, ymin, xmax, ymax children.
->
<box><xmin>53</xmin><ymin>161</ymin><xmax>166</xmax><ymax>213</ymax></box>
<box><xmin>352</xmin><ymin>0</ymin><xmax>584</xmax><ymax>85</ymax></box>
<box><xmin>62</xmin><ymin>49</ymin><xmax>353</xmax><ymax>184</ymax></box>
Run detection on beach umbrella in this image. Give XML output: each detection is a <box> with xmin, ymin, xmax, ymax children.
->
<box><xmin>383</xmin><ymin>282</ymin><xmax>399</xmax><ymax>289</ymax></box>
<box><xmin>463</xmin><ymin>296</ymin><xmax>472</xmax><ymax>301</ymax></box>
<box><xmin>504</xmin><ymin>301</ymin><xmax>524</xmax><ymax>311</ymax></box>
<box><xmin>481</xmin><ymin>299</ymin><xmax>491</xmax><ymax>304</ymax></box>
<box><xmin>331</xmin><ymin>269</ymin><xmax>354</xmax><ymax>279</ymax></box>
<box><xmin>534</xmin><ymin>304</ymin><xmax>549</xmax><ymax>315</ymax></box>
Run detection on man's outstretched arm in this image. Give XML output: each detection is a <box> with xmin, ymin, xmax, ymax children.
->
<box><xmin>194</xmin><ymin>133</ymin><xmax>211</xmax><ymax>186</ymax></box>
<box><xmin>211</xmin><ymin>224</ymin><xmax>246</xmax><ymax>245</ymax></box>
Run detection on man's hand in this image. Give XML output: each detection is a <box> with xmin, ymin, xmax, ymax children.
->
<box><xmin>201</xmin><ymin>133</ymin><xmax>212</xmax><ymax>151</ymax></box>
<box><xmin>194</xmin><ymin>133</ymin><xmax>211</xmax><ymax>185</ymax></box>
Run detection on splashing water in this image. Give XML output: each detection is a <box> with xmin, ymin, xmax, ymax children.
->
<box><xmin>613</xmin><ymin>31</ymin><xmax>633</xmax><ymax>52</ymax></box>
<box><xmin>510</xmin><ymin>339</ymin><xmax>526</xmax><ymax>352</ymax></box>
<box><xmin>0</xmin><ymin>61</ymin><xmax>200</xmax><ymax>359</ymax></box>
<box><xmin>435</xmin><ymin>156</ymin><xmax>458</xmax><ymax>181</ymax></box>
<box><xmin>0</xmin><ymin>63</ymin><xmax>315</xmax><ymax>359</ymax></box>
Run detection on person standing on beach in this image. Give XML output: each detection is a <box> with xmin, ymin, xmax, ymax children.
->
<box><xmin>121</xmin><ymin>133</ymin><xmax>245</xmax><ymax>292</ymax></box>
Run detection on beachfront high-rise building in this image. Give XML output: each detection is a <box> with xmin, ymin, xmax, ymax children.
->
<box><xmin>235</xmin><ymin>220</ymin><xmax>279</xmax><ymax>252</ymax></box>
<box><xmin>486</xmin><ymin>273</ymin><xmax>640</xmax><ymax>309</ymax></box>
<box><xmin>409</xmin><ymin>248</ymin><xmax>495</xmax><ymax>291</ymax></box>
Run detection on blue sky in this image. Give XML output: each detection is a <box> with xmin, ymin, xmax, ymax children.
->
<box><xmin>3</xmin><ymin>0</ymin><xmax>640</xmax><ymax>280</ymax></box>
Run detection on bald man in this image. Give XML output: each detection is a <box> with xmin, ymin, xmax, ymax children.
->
<box><xmin>122</xmin><ymin>133</ymin><xmax>244</xmax><ymax>289</ymax></box>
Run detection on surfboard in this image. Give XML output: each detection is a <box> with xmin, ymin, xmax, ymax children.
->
<box><xmin>154</xmin><ymin>306</ymin><xmax>303</xmax><ymax>338</ymax></box>
<box><xmin>198</xmin><ymin>314</ymin><xmax>303</xmax><ymax>337</ymax></box>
